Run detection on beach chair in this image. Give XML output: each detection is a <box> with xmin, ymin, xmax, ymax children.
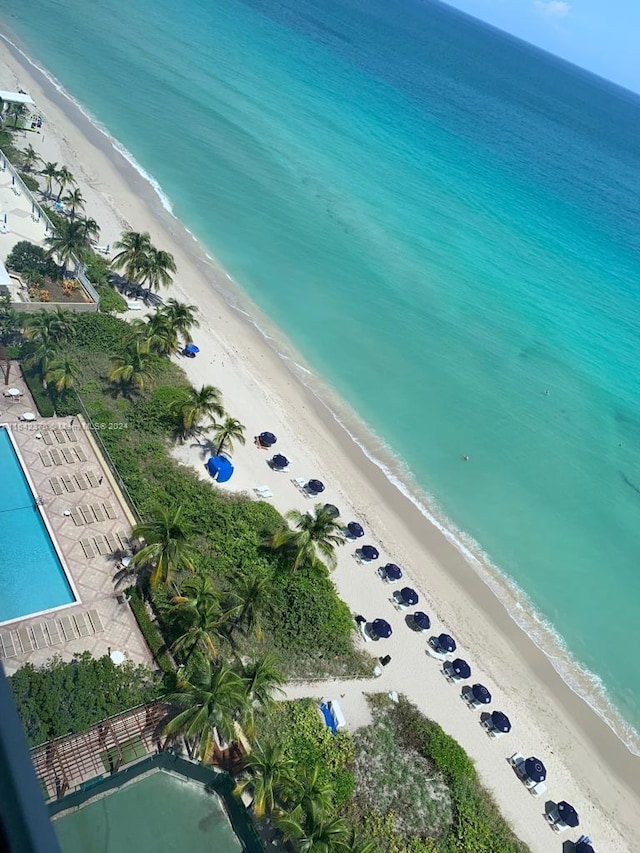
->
<box><xmin>87</xmin><ymin>609</ymin><xmax>104</xmax><ymax>634</ymax></box>
<box><xmin>41</xmin><ymin>430</ymin><xmax>54</xmax><ymax>446</ymax></box>
<box><xmin>58</xmin><ymin>615</ymin><xmax>77</xmax><ymax>641</ymax></box>
<box><xmin>529</xmin><ymin>782</ymin><xmax>546</xmax><ymax>797</ymax></box>
<box><xmin>49</xmin><ymin>448</ymin><xmax>63</xmax><ymax>465</ymax></box>
<box><xmin>74</xmin><ymin>447</ymin><xmax>87</xmax><ymax>462</ymax></box>
<box><xmin>93</xmin><ymin>534</ymin><xmax>110</xmax><ymax>555</ymax></box>
<box><xmin>292</xmin><ymin>477</ymin><xmax>307</xmax><ymax>491</ymax></box>
<box><xmin>74</xmin><ymin>613</ymin><xmax>91</xmax><ymax>638</ymax></box>
<box><xmin>61</xmin><ymin>475</ymin><xmax>76</xmax><ymax>493</ymax></box>
<box><xmin>116</xmin><ymin>530</ymin><xmax>131</xmax><ymax>550</ymax></box>
<box><xmin>253</xmin><ymin>485</ymin><xmax>273</xmax><ymax>498</ymax></box>
<box><xmin>79</xmin><ymin>505</ymin><xmax>94</xmax><ymax>524</ymax></box>
<box><xmin>86</xmin><ymin>471</ymin><xmax>100</xmax><ymax>488</ymax></box>
<box><xmin>0</xmin><ymin>631</ymin><xmax>17</xmax><ymax>658</ymax></box>
<box><xmin>105</xmin><ymin>533</ymin><xmax>120</xmax><ymax>553</ymax></box>
<box><xmin>61</xmin><ymin>447</ymin><xmax>76</xmax><ymax>464</ymax></box>
<box><xmin>49</xmin><ymin>477</ymin><xmax>64</xmax><ymax>496</ymax></box>
<box><xmin>71</xmin><ymin>508</ymin><xmax>85</xmax><ymax>526</ymax></box>
<box><xmin>44</xmin><ymin>621</ymin><xmax>62</xmax><ymax>646</ymax></box>
<box><xmin>74</xmin><ymin>473</ymin><xmax>89</xmax><ymax>490</ymax></box>
<box><xmin>103</xmin><ymin>502</ymin><xmax>117</xmax><ymax>520</ymax></box>
<box><xmin>64</xmin><ymin>427</ymin><xmax>78</xmax><ymax>442</ymax></box>
<box><xmin>39</xmin><ymin>450</ymin><xmax>53</xmax><ymax>468</ymax></box>
<box><xmin>52</xmin><ymin>429</ymin><xmax>66</xmax><ymax>444</ymax></box>
<box><xmin>358</xmin><ymin>620</ymin><xmax>373</xmax><ymax>642</ymax></box>
<box><xmin>91</xmin><ymin>503</ymin><xmax>106</xmax><ymax>522</ymax></box>
<box><xmin>80</xmin><ymin>537</ymin><xmax>96</xmax><ymax>558</ymax></box>
<box><xmin>17</xmin><ymin>626</ymin><xmax>34</xmax><ymax>653</ymax></box>
<box><xmin>31</xmin><ymin>623</ymin><xmax>48</xmax><ymax>649</ymax></box>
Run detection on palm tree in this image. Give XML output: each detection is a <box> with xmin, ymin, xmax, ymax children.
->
<box><xmin>164</xmin><ymin>659</ymin><xmax>249</xmax><ymax>759</ymax></box>
<box><xmin>25</xmin><ymin>338</ymin><xmax>60</xmax><ymax>389</ymax></box>
<box><xmin>171</xmin><ymin>577</ymin><xmax>226</xmax><ymax>660</ymax></box>
<box><xmin>211</xmin><ymin>416</ymin><xmax>246</xmax><ymax>457</ymax></box>
<box><xmin>145</xmin><ymin>309</ymin><xmax>178</xmax><ymax>356</ymax></box>
<box><xmin>111</xmin><ymin>230</ymin><xmax>152</xmax><ymax>286</ymax></box>
<box><xmin>226</xmin><ymin>572</ymin><xmax>268</xmax><ymax>640</ymax></box>
<box><xmin>63</xmin><ymin>187</ymin><xmax>85</xmax><ymax>220</ymax></box>
<box><xmin>45</xmin><ymin>220</ymin><xmax>92</xmax><ymax>273</ymax></box>
<box><xmin>122</xmin><ymin>318</ymin><xmax>151</xmax><ymax>350</ymax></box>
<box><xmin>139</xmin><ymin>247</ymin><xmax>177</xmax><ymax>294</ymax></box>
<box><xmin>8</xmin><ymin>102</ymin><xmax>27</xmax><ymax>128</ymax></box>
<box><xmin>21</xmin><ymin>143</ymin><xmax>41</xmax><ymax>173</ymax></box>
<box><xmin>283</xmin><ymin>765</ymin><xmax>335</xmax><ymax>819</ymax></box>
<box><xmin>171</xmin><ymin>384</ymin><xmax>224</xmax><ymax>439</ymax></box>
<box><xmin>270</xmin><ymin>505</ymin><xmax>345</xmax><ymax>571</ymax></box>
<box><xmin>40</xmin><ymin>161</ymin><xmax>59</xmax><ymax>197</ymax></box>
<box><xmin>241</xmin><ymin>654</ymin><xmax>285</xmax><ymax>708</ymax></box>
<box><xmin>159</xmin><ymin>298</ymin><xmax>199</xmax><ymax>345</ymax></box>
<box><xmin>109</xmin><ymin>341</ymin><xmax>156</xmax><ymax>394</ymax></box>
<box><xmin>233</xmin><ymin>741</ymin><xmax>295</xmax><ymax>818</ymax></box>
<box><xmin>26</xmin><ymin>308</ymin><xmax>75</xmax><ymax>347</ymax></box>
<box><xmin>55</xmin><ymin>165</ymin><xmax>75</xmax><ymax>201</ymax></box>
<box><xmin>77</xmin><ymin>217</ymin><xmax>101</xmax><ymax>245</ymax></box>
<box><xmin>129</xmin><ymin>505</ymin><xmax>194</xmax><ymax>591</ymax></box>
<box><xmin>276</xmin><ymin>805</ymin><xmax>351</xmax><ymax>853</ymax></box>
<box><xmin>45</xmin><ymin>355</ymin><xmax>80</xmax><ymax>394</ymax></box>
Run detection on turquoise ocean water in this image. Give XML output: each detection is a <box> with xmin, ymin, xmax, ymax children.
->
<box><xmin>2</xmin><ymin>0</ymin><xmax>640</xmax><ymax>743</ymax></box>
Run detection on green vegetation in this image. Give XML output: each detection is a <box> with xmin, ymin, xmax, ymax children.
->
<box><xmin>127</xmin><ymin>587</ymin><xmax>175</xmax><ymax>674</ymax></box>
<box><xmin>9</xmin><ymin>653</ymin><xmax>161</xmax><ymax>748</ymax></box>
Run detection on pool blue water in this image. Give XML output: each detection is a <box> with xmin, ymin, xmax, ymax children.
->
<box><xmin>0</xmin><ymin>428</ymin><xmax>74</xmax><ymax>622</ymax></box>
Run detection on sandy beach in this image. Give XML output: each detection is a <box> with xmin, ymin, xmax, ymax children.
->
<box><xmin>1</xmin><ymin>34</ymin><xmax>638</xmax><ymax>852</ymax></box>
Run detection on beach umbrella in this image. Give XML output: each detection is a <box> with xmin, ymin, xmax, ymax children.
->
<box><xmin>400</xmin><ymin>586</ymin><xmax>419</xmax><ymax>606</ymax></box>
<box><xmin>324</xmin><ymin>503</ymin><xmax>340</xmax><ymax>517</ymax></box>
<box><xmin>184</xmin><ymin>343</ymin><xmax>199</xmax><ymax>355</ymax></box>
<box><xmin>259</xmin><ymin>431</ymin><xmax>277</xmax><ymax>447</ymax></box>
<box><xmin>471</xmin><ymin>683</ymin><xmax>491</xmax><ymax>704</ymax></box>
<box><xmin>384</xmin><ymin>563</ymin><xmax>403</xmax><ymax>581</ymax></box>
<box><xmin>437</xmin><ymin>633</ymin><xmax>456</xmax><ymax>653</ymax></box>
<box><xmin>413</xmin><ymin>611</ymin><xmax>431</xmax><ymax>631</ymax></box>
<box><xmin>271</xmin><ymin>454</ymin><xmax>289</xmax><ymax>470</ymax></box>
<box><xmin>206</xmin><ymin>456</ymin><xmax>234</xmax><ymax>483</ymax></box>
<box><xmin>451</xmin><ymin>658</ymin><xmax>471</xmax><ymax>679</ymax></box>
<box><xmin>361</xmin><ymin>545</ymin><xmax>379</xmax><ymax>561</ymax></box>
<box><xmin>575</xmin><ymin>842</ymin><xmax>594</xmax><ymax>853</ymax></box>
<box><xmin>347</xmin><ymin>521</ymin><xmax>364</xmax><ymax>538</ymax></box>
<box><xmin>524</xmin><ymin>757</ymin><xmax>546</xmax><ymax>783</ymax></box>
<box><xmin>490</xmin><ymin>711</ymin><xmax>511</xmax><ymax>733</ymax></box>
<box><xmin>372</xmin><ymin>618</ymin><xmax>392</xmax><ymax>639</ymax></box>
<box><xmin>557</xmin><ymin>801</ymin><xmax>579</xmax><ymax>828</ymax></box>
<box><xmin>307</xmin><ymin>479</ymin><xmax>325</xmax><ymax>494</ymax></box>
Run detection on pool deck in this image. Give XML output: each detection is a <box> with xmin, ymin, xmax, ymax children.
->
<box><xmin>0</xmin><ymin>369</ymin><xmax>153</xmax><ymax>672</ymax></box>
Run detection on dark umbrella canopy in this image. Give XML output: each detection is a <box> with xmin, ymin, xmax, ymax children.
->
<box><xmin>452</xmin><ymin>658</ymin><xmax>471</xmax><ymax>679</ymax></box>
<box><xmin>384</xmin><ymin>563</ymin><xmax>403</xmax><ymax>580</ymax></box>
<box><xmin>307</xmin><ymin>479</ymin><xmax>325</xmax><ymax>494</ymax></box>
<box><xmin>413</xmin><ymin>611</ymin><xmax>431</xmax><ymax>631</ymax></box>
<box><xmin>259</xmin><ymin>431</ymin><xmax>277</xmax><ymax>447</ymax></box>
<box><xmin>361</xmin><ymin>545</ymin><xmax>379</xmax><ymax>561</ymax></box>
<box><xmin>490</xmin><ymin>711</ymin><xmax>512</xmax><ymax>733</ymax></box>
<box><xmin>400</xmin><ymin>586</ymin><xmax>419</xmax><ymax>606</ymax></box>
<box><xmin>557</xmin><ymin>801</ymin><xmax>579</xmax><ymax>828</ymax></box>
<box><xmin>372</xmin><ymin>619</ymin><xmax>392</xmax><ymax>639</ymax></box>
<box><xmin>471</xmin><ymin>683</ymin><xmax>491</xmax><ymax>704</ymax></box>
<box><xmin>347</xmin><ymin>521</ymin><xmax>364</xmax><ymax>538</ymax></box>
<box><xmin>437</xmin><ymin>633</ymin><xmax>456</xmax><ymax>653</ymax></box>
<box><xmin>524</xmin><ymin>757</ymin><xmax>546</xmax><ymax>783</ymax></box>
<box><xmin>575</xmin><ymin>842</ymin><xmax>594</xmax><ymax>853</ymax></box>
<box><xmin>184</xmin><ymin>343</ymin><xmax>199</xmax><ymax>354</ymax></box>
<box><xmin>271</xmin><ymin>454</ymin><xmax>289</xmax><ymax>469</ymax></box>
<box><xmin>324</xmin><ymin>503</ymin><xmax>340</xmax><ymax>517</ymax></box>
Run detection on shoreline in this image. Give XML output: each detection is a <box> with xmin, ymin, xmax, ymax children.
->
<box><xmin>1</xmin><ymin>28</ymin><xmax>639</xmax><ymax>851</ymax></box>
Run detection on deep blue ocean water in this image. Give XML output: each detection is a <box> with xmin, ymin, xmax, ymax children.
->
<box><xmin>2</xmin><ymin>0</ymin><xmax>640</xmax><ymax>741</ymax></box>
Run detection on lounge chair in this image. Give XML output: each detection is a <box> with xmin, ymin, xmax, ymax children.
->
<box><xmin>93</xmin><ymin>534</ymin><xmax>109</xmax><ymax>555</ymax></box>
<box><xmin>44</xmin><ymin>621</ymin><xmax>62</xmax><ymax>645</ymax></box>
<box><xmin>80</xmin><ymin>538</ymin><xmax>96</xmax><ymax>558</ymax></box>
<box><xmin>31</xmin><ymin>623</ymin><xmax>48</xmax><ymax>649</ymax></box>
<box><xmin>53</xmin><ymin>429</ymin><xmax>66</xmax><ymax>444</ymax></box>
<box><xmin>74</xmin><ymin>473</ymin><xmax>89</xmax><ymax>490</ymax></box>
<box><xmin>79</xmin><ymin>505</ymin><xmax>94</xmax><ymax>524</ymax></box>
<box><xmin>17</xmin><ymin>626</ymin><xmax>34</xmax><ymax>653</ymax></box>
<box><xmin>74</xmin><ymin>447</ymin><xmax>87</xmax><ymax>462</ymax></box>
<box><xmin>116</xmin><ymin>530</ymin><xmax>131</xmax><ymax>550</ymax></box>
<box><xmin>49</xmin><ymin>448</ymin><xmax>62</xmax><ymax>465</ymax></box>
<box><xmin>74</xmin><ymin>613</ymin><xmax>91</xmax><ymax>638</ymax></box>
<box><xmin>292</xmin><ymin>477</ymin><xmax>307</xmax><ymax>490</ymax></box>
<box><xmin>105</xmin><ymin>533</ymin><xmax>120</xmax><ymax>553</ymax></box>
<box><xmin>61</xmin><ymin>475</ymin><xmax>76</xmax><ymax>493</ymax></box>
<box><xmin>0</xmin><ymin>631</ymin><xmax>17</xmax><ymax>658</ymax></box>
<box><xmin>87</xmin><ymin>609</ymin><xmax>104</xmax><ymax>634</ymax></box>
<box><xmin>71</xmin><ymin>508</ymin><xmax>85</xmax><ymax>526</ymax></box>
<box><xmin>39</xmin><ymin>451</ymin><xmax>53</xmax><ymax>468</ymax></box>
<box><xmin>86</xmin><ymin>471</ymin><xmax>100</xmax><ymax>488</ymax></box>
<box><xmin>103</xmin><ymin>502</ymin><xmax>117</xmax><ymax>520</ymax></box>
<box><xmin>58</xmin><ymin>615</ymin><xmax>77</xmax><ymax>641</ymax></box>
<box><xmin>64</xmin><ymin>428</ymin><xmax>78</xmax><ymax>443</ymax></box>
<box><xmin>91</xmin><ymin>503</ymin><xmax>106</xmax><ymax>522</ymax></box>
<box><xmin>41</xmin><ymin>430</ymin><xmax>54</xmax><ymax>446</ymax></box>
<box><xmin>530</xmin><ymin>782</ymin><xmax>546</xmax><ymax>797</ymax></box>
<box><xmin>49</xmin><ymin>477</ymin><xmax>63</xmax><ymax>496</ymax></box>
<box><xmin>61</xmin><ymin>448</ymin><xmax>76</xmax><ymax>464</ymax></box>
<box><xmin>253</xmin><ymin>485</ymin><xmax>273</xmax><ymax>498</ymax></box>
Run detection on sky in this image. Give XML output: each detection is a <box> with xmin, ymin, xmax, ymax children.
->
<box><xmin>443</xmin><ymin>0</ymin><xmax>640</xmax><ymax>93</ymax></box>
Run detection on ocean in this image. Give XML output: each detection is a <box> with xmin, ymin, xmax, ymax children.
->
<box><xmin>2</xmin><ymin>0</ymin><xmax>640</xmax><ymax>745</ymax></box>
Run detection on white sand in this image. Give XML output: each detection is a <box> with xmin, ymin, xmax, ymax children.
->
<box><xmin>1</xmin><ymin>38</ymin><xmax>638</xmax><ymax>852</ymax></box>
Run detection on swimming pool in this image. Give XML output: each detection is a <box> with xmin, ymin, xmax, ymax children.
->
<box><xmin>0</xmin><ymin>427</ymin><xmax>75</xmax><ymax>623</ymax></box>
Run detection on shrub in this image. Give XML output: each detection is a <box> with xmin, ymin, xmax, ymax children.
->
<box><xmin>21</xmin><ymin>366</ymin><xmax>55</xmax><ymax>417</ymax></box>
<box><xmin>127</xmin><ymin>588</ymin><xmax>175</xmax><ymax>675</ymax></box>
<box><xmin>96</xmin><ymin>282</ymin><xmax>128</xmax><ymax>313</ymax></box>
<box><xmin>5</xmin><ymin>240</ymin><xmax>61</xmax><ymax>280</ymax></box>
<box><xmin>19</xmin><ymin>171</ymin><xmax>39</xmax><ymax>192</ymax></box>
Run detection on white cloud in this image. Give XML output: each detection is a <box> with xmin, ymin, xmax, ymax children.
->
<box><xmin>533</xmin><ymin>0</ymin><xmax>572</xmax><ymax>17</ymax></box>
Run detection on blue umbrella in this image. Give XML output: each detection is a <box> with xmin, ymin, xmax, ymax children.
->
<box><xmin>271</xmin><ymin>454</ymin><xmax>289</xmax><ymax>470</ymax></box>
<box><xmin>372</xmin><ymin>618</ymin><xmax>392</xmax><ymax>639</ymax></box>
<box><xmin>400</xmin><ymin>586</ymin><xmax>418</xmax><ymax>606</ymax></box>
<box><xmin>347</xmin><ymin>521</ymin><xmax>364</xmax><ymax>538</ymax></box>
<box><xmin>384</xmin><ymin>563</ymin><xmax>403</xmax><ymax>581</ymax></box>
<box><xmin>557</xmin><ymin>801</ymin><xmax>579</xmax><ymax>828</ymax></box>
<box><xmin>471</xmin><ymin>683</ymin><xmax>491</xmax><ymax>704</ymax></box>
<box><xmin>437</xmin><ymin>633</ymin><xmax>456</xmax><ymax>653</ymax></box>
<box><xmin>490</xmin><ymin>711</ymin><xmax>512</xmax><ymax>733</ymax></box>
<box><xmin>361</xmin><ymin>545</ymin><xmax>379</xmax><ymax>561</ymax></box>
<box><xmin>206</xmin><ymin>456</ymin><xmax>234</xmax><ymax>483</ymax></box>
<box><xmin>324</xmin><ymin>503</ymin><xmax>340</xmax><ymax>517</ymax></box>
<box><xmin>307</xmin><ymin>479</ymin><xmax>325</xmax><ymax>494</ymax></box>
<box><xmin>259</xmin><ymin>431</ymin><xmax>277</xmax><ymax>447</ymax></box>
<box><xmin>184</xmin><ymin>343</ymin><xmax>199</xmax><ymax>354</ymax></box>
<box><xmin>524</xmin><ymin>757</ymin><xmax>546</xmax><ymax>783</ymax></box>
<box><xmin>452</xmin><ymin>658</ymin><xmax>471</xmax><ymax>679</ymax></box>
<box><xmin>413</xmin><ymin>611</ymin><xmax>431</xmax><ymax>631</ymax></box>
<box><xmin>575</xmin><ymin>842</ymin><xmax>594</xmax><ymax>853</ymax></box>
